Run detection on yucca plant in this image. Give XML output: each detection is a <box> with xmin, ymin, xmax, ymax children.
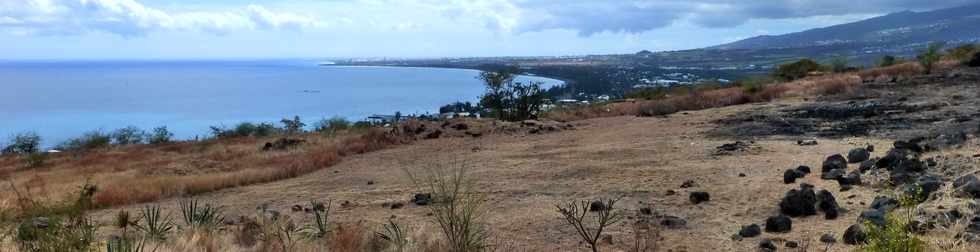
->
<box><xmin>374</xmin><ymin>218</ymin><xmax>409</xmax><ymax>252</ymax></box>
<box><xmin>106</xmin><ymin>236</ymin><xmax>150</xmax><ymax>252</ymax></box>
<box><xmin>178</xmin><ymin>199</ymin><xmax>224</xmax><ymax>230</ymax></box>
<box><xmin>133</xmin><ymin>205</ymin><xmax>174</xmax><ymax>241</ymax></box>
<box><xmin>306</xmin><ymin>200</ymin><xmax>331</xmax><ymax>238</ymax></box>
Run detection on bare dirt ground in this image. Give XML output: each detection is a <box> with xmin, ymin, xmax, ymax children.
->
<box><xmin>93</xmin><ymin>101</ymin><xmax>921</xmax><ymax>251</ymax></box>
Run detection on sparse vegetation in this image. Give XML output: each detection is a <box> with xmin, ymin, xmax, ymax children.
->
<box><xmin>111</xmin><ymin>126</ymin><xmax>146</xmax><ymax>145</ymax></box>
<box><xmin>59</xmin><ymin>130</ymin><xmax>111</xmax><ymax>151</ymax></box>
<box><xmin>407</xmin><ymin>161</ymin><xmax>490</xmax><ymax>252</ymax></box>
<box><xmin>147</xmin><ymin>126</ymin><xmax>174</xmax><ymax>144</ymax></box>
<box><xmin>555</xmin><ymin>198</ymin><xmax>624</xmax><ymax>252</ymax></box>
<box><xmin>2</xmin><ymin>132</ymin><xmax>42</xmax><ymax>155</ymax></box>
<box><xmin>773</xmin><ymin>59</ymin><xmax>823</xmax><ymax>81</ymax></box>
<box><xmin>133</xmin><ymin>205</ymin><xmax>175</xmax><ymax>241</ymax></box>
<box><xmin>313</xmin><ymin>117</ymin><xmax>351</xmax><ymax>135</ymax></box>
<box><xmin>917</xmin><ymin>42</ymin><xmax>946</xmax><ymax>74</ymax></box>
<box><xmin>879</xmin><ymin>55</ymin><xmax>899</xmax><ymax>67</ymax></box>
<box><xmin>862</xmin><ymin>188</ymin><xmax>926</xmax><ymax>252</ymax></box>
<box><xmin>281</xmin><ymin>116</ymin><xmax>306</xmax><ymax>135</ymax></box>
<box><xmin>177</xmin><ymin>199</ymin><xmax>224</xmax><ymax>230</ymax></box>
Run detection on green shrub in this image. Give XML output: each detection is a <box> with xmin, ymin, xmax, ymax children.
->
<box><xmin>60</xmin><ymin>130</ymin><xmax>111</xmax><ymax>151</ymax></box>
<box><xmin>178</xmin><ymin>199</ymin><xmax>224</xmax><ymax>230</ymax></box>
<box><xmin>111</xmin><ymin>126</ymin><xmax>146</xmax><ymax>145</ymax></box>
<box><xmin>862</xmin><ymin>188</ymin><xmax>926</xmax><ymax>252</ymax></box>
<box><xmin>3</xmin><ymin>132</ymin><xmax>42</xmax><ymax>155</ymax></box>
<box><xmin>773</xmin><ymin>59</ymin><xmax>823</xmax><ymax>81</ymax></box>
<box><xmin>624</xmin><ymin>87</ymin><xmax>668</xmax><ymax>100</ymax></box>
<box><xmin>147</xmin><ymin>126</ymin><xmax>174</xmax><ymax>144</ymax></box>
<box><xmin>211</xmin><ymin>122</ymin><xmax>279</xmax><ymax>138</ymax></box>
<box><xmin>477</xmin><ymin>69</ymin><xmax>546</xmax><ymax>121</ymax></box>
<box><xmin>736</xmin><ymin>76</ymin><xmax>776</xmax><ymax>94</ymax></box>
<box><xmin>313</xmin><ymin>117</ymin><xmax>351</xmax><ymax>134</ymax></box>
<box><xmin>11</xmin><ymin>181</ymin><xmax>99</xmax><ymax>252</ymax></box>
<box><xmin>917</xmin><ymin>42</ymin><xmax>945</xmax><ymax>74</ymax></box>
<box><xmin>133</xmin><ymin>205</ymin><xmax>174</xmax><ymax>241</ymax></box>
<box><xmin>281</xmin><ymin>116</ymin><xmax>305</xmax><ymax>134</ymax></box>
<box><xmin>879</xmin><ymin>55</ymin><xmax>898</xmax><ymax>67</ymax></box>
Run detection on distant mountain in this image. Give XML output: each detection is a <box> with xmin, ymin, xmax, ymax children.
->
<box><xmin>712</xmin><ymin>4</ymin><xmax>980</xmax><ymax>51</ymax></box>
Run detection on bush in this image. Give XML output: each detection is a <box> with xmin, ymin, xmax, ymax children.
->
<box><xmin>624</xmin><ymin>87</ymin><xmax>668</xmax><ymax>100</ymax></box>
<box><xmin>178</xmin><ymin>199</ymin><xmax>224</xmax><ymax>230</ymax></box>
<box><xmin>556</xmin><ymin>198</ymin><xmax>624</xmax><ymax>252</ymax></box>
<box><xmin>313</xmin><ymin>117</ymin><xmax>351</xmax><ymax>134</ymax></box>
<box><xmin>148</xmin><ymin>126</ymin><xmax>174</xmax><ymax>144</ymax></box>
<box><xmin>773</xmin><ymin>59</ymin><xmax>823</xmax><ymax>81</ymax></box>
<box><xmin>917</xmin><ymin>42</ymin><xmax>945</xmax><ymax>74</ymax></box>
<box><xmin>862</xmin><ymin>188</ymin><xmax>926</xmax><ymax>252</ymax></box>
<box><xmin>211</xmin><ymin>122</ymin><xmax>279</xmax><ymax>139</ymax></box>
<box><xmin>879</xmin><ymin>55</ymin><xmax>899</xmax><ymax>67</ymax></box>
<box><xmin>60</xmin><ymin>130</ymin><xmax>111</xmax><ymax>151</ymax></box>
<box><xmin>406</xmin><ymin>162</ymin><xmax>489</xmax><ymax>252</ymax></box>
<box><xmin>3</xmin><ymin>132</ymin><xmax>42</xmax><ymax>155</ymax></box>
<box><xmin>281</xmin><ymin>116</ymin><xmax>305</xmax><ymax>134</ymax></box>
<box><xmin>111</xmin><ymin>126</ymin><xmax>146</xmax><ymax>145</ymax></box>
<box><xmin>736</xmin><ymin>76</ymin><xmax>776</xmax><ymax>94</ymax></box>
<box><xmin>11</xmin><ymin>182</ymin><xmax>99</xmax><ymax>252</ymax></box>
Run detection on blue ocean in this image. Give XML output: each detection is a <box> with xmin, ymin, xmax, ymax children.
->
<box><xmin>0</xmin><ymin>60</ymin><xmax>561</xmax><ymax>146</ymax></box>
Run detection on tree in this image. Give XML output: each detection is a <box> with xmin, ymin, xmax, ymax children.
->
<box><xmin>148</xmin><ymin>126</ymin><xmax>174</xmax><ymax>144</ymax></box>
<box><xmin>478</xmin><ymin>70</ymin><xmax>515</xmax><ymax>119</ymax></box>
<box><xmin>281</xmin><ymin>116</ymin><xmax>305</xmax><ymax>134</ymax></box>
<box><xmin>477</xmin><ymin>69</ymin><xmax>546</xmax><ymax>121</ymax></box>
<box><xmin>2</xmin><ymin>132</ymin><xmax>42</xmax><ymax>155</ymax></box>
<box><xmin>556</xmin><ymin>198</ymin><xmax>624</xmax><ymax>252</ymax></box>
<box><xmin>773</xmin><ymin>59</ymin><xmax>822</xmax><ymax>81</ymax></box>
<box><xmin>878</xmin><ymin>55</ymin><xmax>898</xmax><ymax>67</ymax></box>
<box><xmin>917</xmin><ymin>42</ymin><xmax>945</xmax><ymax>74</ymax></box>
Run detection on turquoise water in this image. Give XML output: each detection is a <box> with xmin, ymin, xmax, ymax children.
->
<box><xmin>0</xmin><ymin>60</ymin><xmax>561</xmax><ymax>146</ymax></box>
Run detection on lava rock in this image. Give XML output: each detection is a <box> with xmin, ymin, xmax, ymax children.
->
<box><xmin>639</xmin><ymin>207</ymin><xmax>653</xmax><ymax>215</ymax></box>
<box><xmin>660</xmin><ymin>216</ymin><xmax>687</xmax><ymax>229</ymax></box>
<box><xmin>914</xmin><ymin>174</ymin><xmax>944</xmax><ymax>199</ymax></box>
<box><xmin>413</xmin><ymin>193</ymin><xmax>433</xmax><ymax>206</ymax></box>
<box><xmin>689</xmin><ymin>192</ymin><xmax>710</xmax><ymax>204</ymax></box>
<box><xmin>590</xmin><ymin>201</ymin><xmax>607</xmax><ymax>212</ymax></box>
<box><xmin>759</xmin><ymin>239</ymin><xmax>777</xmax><ymax>251</ymax></box>
<box><xmin>822</xmin><ymin>168</ymin><xmax>846</xmax><ymax>180</ymax></box>
<box><xmin>820</xmin><ymin>233</ymin><xmax>837</xmax><ymax>243</ymax></box>
<box><xmin>969</xmin><ymin>52</ymin><xmax>980</xmax><ymax>67</ymax></box>
<box><xmin>822</xmin><ymin>154</ymin><xmax>848</xmax><ymax>173</ymax></box>
<box><xmin>858</xmin><ymin>159</ymin><xmax>876</xmax><ymax>173</ymax></box>
<box><xmin>786</xmin><ymin>240</ymin><xmax>799</xmax><ymax>248</ymax></box>
<box><xmin>765</xmin><ymin>215</ymin><xmax>792</xmax><ymax>233</ymax></box>
<box><xmin>680</xmin><ymin>180</ymin><xmax>696</xmax><ymax>188</ymax></box>
<box><xmin>795</xmin><ymin>165</ymin><xmax>812</xmax><ymax>175</ymax></box>
<box><xmin>798</xmin><ymin>139</ymin><xmax>819</xmax><ymax>146</ymax></box>
<box><xmin>843</xmin><ymin>224</ymin><xmax>868</xmax><ymax>245</ymax></box>
<box><xmin>837</xmin><ymin>171</ymin><xmax>862</xmax><ymax>187</ymax></box>
<box><xmin>665</xmin><ymin>189</ymin><xmax>677</xmax><ymax>196</ymax></box>
<box><xmin>848</xmin><ymin>148</ymin><xmax>871</xmax><ymax>163</ymax></box>
<box><xmin>890</xmin><ymin>158</ymin><xmax>926</xmax><ymax>184</ymax></box>
<box><xmin>780</xmin><ymin>184</ymin><xmax>817</xmax><ymax>217</ymax></box>
<box><xmin>738</xmin><ymin>224</ymin><xmax>761</xmax><ymax>238</ymax></box>
<box><xmin>870</xmin><ymin>196</ymin><xmax>899</xmax><ymax>212</ymax></box>
<box><xmin>291</xmin><ymin>205</ymin><xmax>303</xmax><ymax>212</ymax></box>
<box><xmin>784</xmin><ymin>169</ymin><xmax>805</xmax><ymax>184</ymax></box>
<box><xmin>31</xmin><ymin>217</ymin><xmax>49</xmax><ymax>229</ymax></box>
<box><xmin>860</xmin><ymin>209</ymin><xmax>887</xmax><ymax>227</ymax></box>
<box><xmin>389</xmin><ymin>202</ymin><xmax>404</xmax><ymax>209</ymax></box>
<box><xmin>817</xmin><ymin>189</ymin><xmax>841</xmax><ymax>220</ymax></box>
<box><xmin>954</xmin><ymin>175</ymin><xmax>980</xmax><ymax>198</ymax></box>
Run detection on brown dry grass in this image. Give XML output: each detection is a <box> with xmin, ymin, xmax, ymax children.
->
<box><xmin>545</xmin><ymin>61</ymin><xmax>961</xmax><ymax>122</ymax></box>
<box><xmin>0</xmin><ymin>128</ymin><xmax>406</xmax><ymax>211</ymax></box>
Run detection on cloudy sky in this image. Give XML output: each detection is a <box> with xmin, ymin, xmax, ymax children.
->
<box><xmin>0</xmin><ymin>0</ymin><xmax>975</xmax><ymax>59</ymax></box>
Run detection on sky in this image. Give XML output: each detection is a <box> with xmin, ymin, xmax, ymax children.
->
<box><xmin>0</xmin><ymin>0</ymin><xmax>976</xmax><ymax>59</ymax></box>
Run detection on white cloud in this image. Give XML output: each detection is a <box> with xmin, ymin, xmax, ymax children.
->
<box><xmin>0</xmin><ymin>0</ymin><xmax>324</xmax><ymax>36</ymax></box>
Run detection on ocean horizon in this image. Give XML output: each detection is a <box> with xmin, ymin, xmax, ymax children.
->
<box><xmin>1</xmin><ymin>59</ymin><xmax>563</xmax><ymax>147</ymax></box>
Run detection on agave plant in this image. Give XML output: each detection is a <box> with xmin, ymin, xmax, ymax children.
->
<box><xmin>178</xmin><ymin>199</ymin><xmax>224</xmax><ymax>230</ymax></box>
<box><xmin>133</xmin><ymin>205</ymin><xmax>174</xmax><ymax>241</ymax></box>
